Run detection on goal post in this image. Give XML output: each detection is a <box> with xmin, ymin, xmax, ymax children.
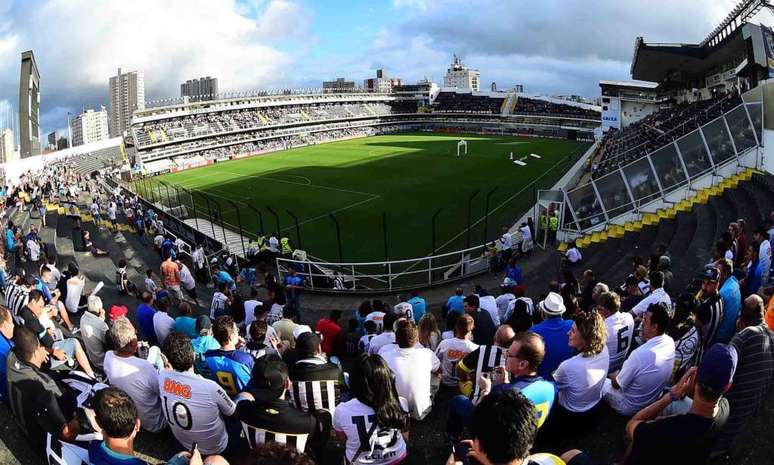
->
<box><xmin>457</xmin><ymin>139</ymin><xmax>468</xmax><ymax>157</ymax></box>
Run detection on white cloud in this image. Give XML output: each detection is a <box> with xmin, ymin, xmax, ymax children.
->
<box><xmin>0</xmin><ymin>0</ymin><xmax>311</xmax><ymax>133</ymax></box>
<box><xmin>392</xmin><ymin>0</ymin><xmax>427</xmax><ymax>11</ymax></box>
<box><xmin>363</xmin><ymin>0</ymin><xmax>771</xmax><ymax>97</ymax></box>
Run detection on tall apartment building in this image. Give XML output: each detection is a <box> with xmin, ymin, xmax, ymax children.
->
<box><xmin>0</xmin><ymin>128</ymin><xmax>16</xmax><ymax>164</ymax></box>
<box><xmin>443</xmin><ymin>55</ymin><xmax>480</xmax><ymax>92</ymax></box>
<box><xmin>71</xmin><ymin>107</ymin><xmax>110</xmax><ymax>147</ymax></box>
<box><xmin>19</xmin><ymin>50</ymin><xmax>41</xmax><ymax>158</ymax></box>
<box><xmin>180</xmin><ymin>76</ymin><xmax>218</xmax><ymax>101</ymax></box>
<box><xmin>363</xmin><ymin>69</ymin><xmax>404</xmax><ymax>93</ymax></box>
<box><xmin>108</xmin><ymin>68</ymin><xmax>145</xmax><ymax>137</ymax></box>
<box><xmin>323</xmin><ymin>77</ymin><xmax>356</xmax><ymax>93</ymax></box>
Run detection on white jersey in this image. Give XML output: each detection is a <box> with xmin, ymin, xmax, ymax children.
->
<box><xmin>365</xmin><ymin>311</ymin><xmax>386</xmax><ymax>333</ymax></box>
<box><xmin>368</xmin><ymin>332</ymin><xmax>395</xmax><ymax>355</ymax></box>
<box><xmin>604</xmin><ymin>312</ymin><xmax>635</xmax><ymax>373</ymax></box>
<box><xmin>760</xmin><ymin>239</ymin><xmax>772</xmax><ymax>282</ymax></box>
<box><xmin>631</xmin><ymin>287</ymin><xmax>671</xmax><ymax>317</ymax></box>
<box><xmin>435</xmin><ymin>337</ymin><xmax>478</xmax><ymax>386</ymax></box>
<box><xmin>210</xmin><ymin>292</ymin><xmax>229</xmax><ymax>319</ymax></box>
<box><xmin>158</xmin><ymin>369</ymin><xmax>236</xmax><ymax>455</ymax></box>
<box><xmin>333</xmin><ymin>398</ymin><xmax>408</xmax><ymax>465</ymax></box>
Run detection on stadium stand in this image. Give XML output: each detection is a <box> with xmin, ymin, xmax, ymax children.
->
<box><xmin>591</xmin><ymin>91</ymin><xmax>743</xmax><ymax>178</ymax></box>
<box><xmin>5</xmin><ymin>5</ymin><xmax>774</xmax><ymax>465</ymax></box>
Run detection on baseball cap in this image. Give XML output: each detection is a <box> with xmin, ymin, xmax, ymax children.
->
<box><xmin>698</xmin><ymin>266</ymin><xmax>720</xmax><ymax>282</ymax></box>
<box><xmin>108</xmin><ymin>305</ymin><xmax>128</xmax><ymax>321</ymax></box>
<box><xmin>394</xmin><ymin>302</ymin><xmax>412</xmax><ymax>317</ymax></box>
<box><xmin>697</xmin><ymin>344</ymin><xmax>738</xmax><ymax>392</ymax></box>
<box><xmin>196</xmin><ymin>315</ymin><xmax>212</xmax><ymax>332</ymax></box>
<box><xmin>296</xmin><ymin>331</ymin><xmax>322</xmax><ymax>358</ymax></box>
<box><xmin>292</xmin><ymin>324</ymin><xmax>312</xmax><ymax>339</ymax></box>
<box><xmin>248</xmin><ymin>356</ymin><xmax>288</xmax><ymax>402</ymax></box>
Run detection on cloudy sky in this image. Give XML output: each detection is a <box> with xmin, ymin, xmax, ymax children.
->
<box><xmin>0</xmin><ymin>0</ymin><xmax>769</xmax><ymax>137</ymax></box>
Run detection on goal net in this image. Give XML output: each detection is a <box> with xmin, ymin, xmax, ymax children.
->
<box><xmin>457</xmin><ymin>140</ymin><xmax>468</xmax><ymax>157</ymax></box>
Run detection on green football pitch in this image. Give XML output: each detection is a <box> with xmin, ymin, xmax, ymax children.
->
<box><xmin>151</xmin><ymin>133</ymin><xmax>589</xmax><ymax>262</ymax></box>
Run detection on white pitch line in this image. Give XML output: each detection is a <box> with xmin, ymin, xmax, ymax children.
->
<box><xmin>218</xmin><ymin>169</ymin><xmax>378</xmax><ymax>197</ymax></box>
<box><xmin>396</xmin><ymin>153</ymin><xmax>571</xmax><ymax>278</ymax></box>
<box><xmin>436</xmin><ymin>154</ymin><xmax>571</xmax><ymax>252</ymax></box>
<box><xmin>280</xmin><ymin>195</ymin><xmax>381</xmax><ymax>232</ymax></box>
<box><xmin>176</xmin><ymin>179</ymin><xmax>379</xmax><ymax>233</ymax></box>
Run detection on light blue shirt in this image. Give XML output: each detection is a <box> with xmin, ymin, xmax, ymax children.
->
<box><xmin>408</xmin><ymin>296</ymin><xmax>427</xmax><ymax>322</ymax></box>
<box><xmin>446</xmin><ymin>295</ymin><xmax>465</xmax><ymax>314</ymax></box>
<box><xmin>715</xmin><ymin>276</ymin><xmax>741</xmax><ymax>344</ymax></box>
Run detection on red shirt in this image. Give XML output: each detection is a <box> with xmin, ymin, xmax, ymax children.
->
<box><xmin>315</xmin><ymin>318</ymin><xmax>343</xmax><ymax>355</ymax></box>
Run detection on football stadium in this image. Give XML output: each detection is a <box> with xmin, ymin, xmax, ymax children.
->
<box><xmin>3</xmin><ymin>1</ymin><xmax>774</xmax><ymax>465</ymax></box>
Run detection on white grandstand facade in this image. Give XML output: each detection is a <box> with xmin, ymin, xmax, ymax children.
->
<box><xmin>128</xmin><ymin>89</ymin><xmax>602</xmax><ymax>175</ymax></box>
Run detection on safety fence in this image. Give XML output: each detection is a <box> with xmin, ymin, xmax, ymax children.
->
<box><xmin>562</xmin><ymin>101</ymin><xmax>762</xmax><ymax>232</ymax></box>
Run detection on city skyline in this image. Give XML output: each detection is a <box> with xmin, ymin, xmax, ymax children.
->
<box><xmin>0</xmin><ymin>0</ymin><xmax>766</xmax><ymax>137</ymax></box>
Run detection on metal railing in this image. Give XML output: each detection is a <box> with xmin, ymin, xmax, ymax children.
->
<box><xmin>562</xmin><ymin>101</ymin><xmax>762</xmax><ymax>232</ymax></box>
<box><xmin>276</xmin><ymin>230</ymin><xmax>527</xmax><ymax>293</ymax></box>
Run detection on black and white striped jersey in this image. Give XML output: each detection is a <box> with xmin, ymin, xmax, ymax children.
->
<box><xmin>5</xmin><ymin>283</ymin><xmax>29</xmax><ymax>324</ymax></box>
<box><xmin>237</xmin><ymin>397</ymin><xmax>317</xmax><ymax>453</ymax></box>
<box><xmin>288</xmin><ymin>358</ymin><xmax>343</xmax><ymax>415</ymax></box>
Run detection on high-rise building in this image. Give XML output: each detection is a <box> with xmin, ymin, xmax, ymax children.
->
<box><xmin>180</xmin><ymin>76</ymin><xmax>218</xmax><ymax>101</ymax></box>
<box><xmin>323</xmin><ymin>77</ymin><xmax>356</xmax><ymax>93</ymax></box>
<box><xmin>47</xmin><ymin>131</ymin><xmax>57</xmax><ymax>149</ymax></box>
<box><xmin>0</xmin><ymin>128</ymin><xmax>16</xmax><ymax>164</ymax></box>
<box><xmin>19</xmin><ymin>50</ymin><xmax>41</xmax><ymax>158</ymax></box>
<box><xmin>363</xmin><ymin>69</ymin><xmax>404</xmax><ymax>93</ymax></box>
<box><xmin>443</xmin><ymin>55</ymin><xmax>480</xmax><ymax>92</ymax></box>
<box><xmin>70</xmin><ymin>107</ymin><xmax>110</xmax><ymax>147</ymax></box>
<box><xmin>109</xmin><ymin>68</ymin><xmax>145</xmax><ymax>138</ymax></box>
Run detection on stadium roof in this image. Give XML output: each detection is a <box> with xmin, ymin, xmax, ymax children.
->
<box><xmin>598</xmin><ymin>80</ymin><xmax>659</xmax><ymax>90</ymax></box>
<box><xmin>630</xmin><ymin>29</ymin><xmax>747</xmax><ymax>83</ymax></box>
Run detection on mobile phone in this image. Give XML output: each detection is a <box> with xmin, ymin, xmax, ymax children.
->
<box><xmin>453</xmin><ymin>442</ymin><xmax>470</xmax><ymax>465</ymax></box>
<box><xmin>190</xmin><ymin>442</ymin><xmax>198</xmax><ymax>454</ymax></box>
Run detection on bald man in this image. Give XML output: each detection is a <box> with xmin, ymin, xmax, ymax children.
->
<box><xmin>713</xmin><ymin>294</ymin><xmax>774</xmax><ymax>456</ymax></box>
<box><xmin>457</xmin><ymin>324</ymin><xmax>516</xmax><ymax>398</ymax></box>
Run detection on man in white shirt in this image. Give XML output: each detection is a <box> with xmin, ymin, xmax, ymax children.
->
<box><xmin>435</xmin><ymin>314</ymin><xmax>478</xmax><ymax>386</ymax></box>
<box><xmin>159</xmin><ymin>332</ymin><xmax>236</xmax><ymax>456</ymax></box>
<box><xmin>596</xmin><ymin>291</ymin><xmax>634</xmax><ymax>373</ymax></box>
<box><xmin>80</xmin><ymin>295</ymin><xmax>110</xmax><ymax>369</ymax></box>
<box><xmin>631</xmin><ymin>271</ymin><xmax>671</xmax><ymax>318</ymax></box>
<box><xmin>104</xmin><ymin>317</ymin><xmax>168</xmax><ymax>432</ymax></box>
<box><xmin>602</xmin><ymin>302</ymin><xmax>675</xmax><ymax>416</ymax></box>
<box><xmin>368</xmin><ymin>312</ymin><xmax>399</xmax><ymax>355</ymax></box>
<box><xmin>176</xmin><ymin>260</ymin><xmax>197</xmax><ymax>301</ymax></box>
<box><xmin>153</xmin><ymin>298</ymin><xmax>175</xmax><ymax>345</ymax></box>
<box><xmin>754</xmin><ymin>227</ymin><xmax>772</xmax><ymax>284</ymax></box>
<box><xmin>26</xmin><ymin>237</ymin><xmax>41</xmax><ymax>263</ymax></box>
<box><xmin>476</xmin><ymin>287</ymin><xmax>500</xmax><ymax>326</ymax></box>
<box><xmin>244</xmin><ymin>287</ymin><xmax>263</xmax><ymax>329</ymax></box>
<box><xmin>210</xmin><ymin>282</ymin><xmax>230</xmax><ymax>319</ymax></box>
<box><xmin>499</xmin><ymin>227</ymin><xmax>513</xmax><ymax>265</ymax></box>
<box><xmin>495</xmin><ymin>285</ymin><xmax>516</xmax><ymax>323</ymax></box>
<box><xmin>565</xmin><ymin>245</ymin><xmax>582</xmax><ymax>265</ymax></box>
<box><xmin>381</xmin><ymin>319</ymin><xmax>440</xmax><ymax>420</ymax></box>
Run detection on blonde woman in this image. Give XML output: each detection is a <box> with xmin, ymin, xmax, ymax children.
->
<box><xmin>545</xmin><ymin>311</ymin><xmax>609</xmax><ymax>434</ymax></box>
<box><xmin>418</xmin><ymin>313</ymin><xmax>441</xmax><ymax>352</ymax></box>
